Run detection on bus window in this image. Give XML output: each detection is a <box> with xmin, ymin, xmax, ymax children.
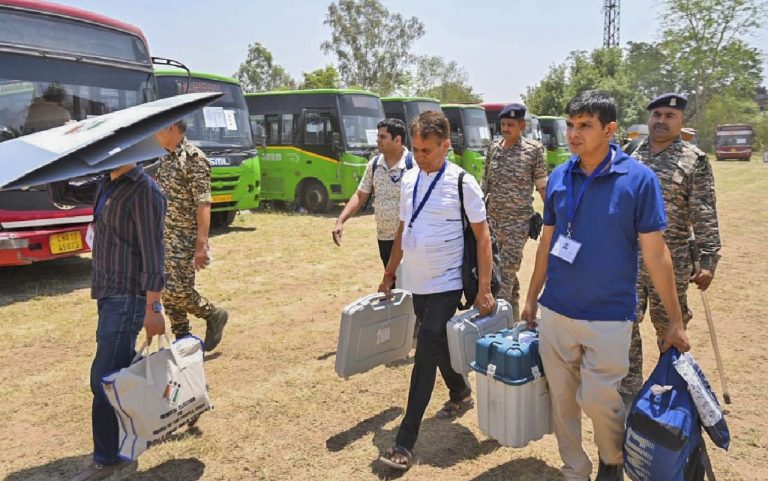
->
<box><xmin>266</xmin><ymin>114</ymin><xmax>280</xmax><ymax>144</ymax></box>
<box><xmin>250</xmin><ymin>114</ymin><xmax>265</xmax><ymax>141</ymax></box>
<box><xmin>281</xmin><ymin>113</ymin><xmax>294</xmax><ymax>145</ymax></box>
<box><xmin>304</xmin><ymin>112</ymin><xmax>336</xmax><ymax>145</ymax></box>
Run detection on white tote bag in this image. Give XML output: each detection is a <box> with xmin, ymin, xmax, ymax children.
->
<box><xmin>101</xmin><ymin>335</ymin><xmax>213</xmax><ymax>460</ymax></box>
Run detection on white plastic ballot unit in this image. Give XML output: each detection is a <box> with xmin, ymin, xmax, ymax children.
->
<box><xmin>447</xmin><ymin>299</ymin><xmax>514</xmax><ymax>376</ymax></box>
<box><xmin>471</xmin><ymin>326</ymin><xmax>553</xmax><ymax>448</ymax></box>
<box><xmin>335</xmin><ymin>290</ymin><xmax>416</xmax><ymax>378</ymax></box>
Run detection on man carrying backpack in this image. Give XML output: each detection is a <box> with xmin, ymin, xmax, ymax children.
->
<box><xmin>332</xmin><ymin>118</ymin><xmax>412</xmax><ymax>268</ymax></box>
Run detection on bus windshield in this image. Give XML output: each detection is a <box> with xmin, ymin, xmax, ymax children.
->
<box><xmin>0</xmin><ymin>53</ymin><xmax>155</xmax><ymax>141</ymax></box>
<box><xmin>462</xmin><ymin>109</ymin><xmax>492</xmax><ymax>148</ymax></box>
<box><xmin>157</xmin><ymin>76</ymin><xmax>253</xmax><ymax>150</ymax></box>
<box><xmin>339</xmin><ymin>94</ymin><xmax>384</xmax><ymax>149</ymax></box>
<box><xmin>716</xmin><ymin>133</ymin><xmax>753</xmax><ymax>147</ymax></box>
<box><xmin>405</xmin><ymin>101</ymin><xmax>441</xmax><ymax>122</ymax></box>
<box><xmin>540</xmin><ymin>118</ymin><xmax>568</xmax><ymax>147</ymax></box>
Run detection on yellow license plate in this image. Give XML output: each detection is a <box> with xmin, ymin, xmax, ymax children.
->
<box><xmin>50</xmin><ymin>231</ymin><xmax>83</xmax><ymax>254</ymax></box>
<box><xmin>212</xmin><ymin>194</ymin><xmax>233</xmax><ymax>203</ymax></box>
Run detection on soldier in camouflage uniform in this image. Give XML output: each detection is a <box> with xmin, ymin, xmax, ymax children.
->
<box><xmin>155</xmin><ymin>120</ymin><xmax>229</xmax><ymax>351</ymax></box>
<box><xmin>619</xmin><ymin>93</ymin><xmax>721</xmax><ymax>403</ymax></box>
<box><xmin>483</xmin><ymin>103</ymin><xmax>548</xmax><ymax>321</ymax></box>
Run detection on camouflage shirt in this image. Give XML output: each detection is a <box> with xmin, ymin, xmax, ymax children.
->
<box><xmin>633</xmin><ymin>137</ymin><xmax>721</xmax><ymax>270</ymax></box>
<box><xmin>156</xmin><ymin>137</ymin><xmax>212</xmax><ymax>231</ymax></box>
<box><xmin>484</xmin><ymin>137</ymin><xmax>548</xmax><ymax>222</ymax></box>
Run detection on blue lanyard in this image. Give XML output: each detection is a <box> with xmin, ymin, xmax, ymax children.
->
<box><xmin>409</xmin><ymin>161</ymin><xmax>446</xmax><ymax>229</ymax></box>
<box><xmin>94</xmin><ymin>182</ymin><xmax>118</xmax><ymax>220</ymax></box>
<box><xmin>564</xmin><ymin>147</ymin><xmax>615</xmax><ymax>237</ymax></box>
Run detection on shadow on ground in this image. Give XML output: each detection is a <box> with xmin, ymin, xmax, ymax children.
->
<box><xmin>0</xmin><ymin>255</ymin><xmax>91</xmax><ymax>307</ymax></box>
<box><xmin>4</xmin><ymin>456</ymin><xmax>205</xmax><ymax>481</ymax></box>
<box><xmin>468</xmin><ymin>457</ymin><xmax>564</xmax><ymax>481</ymax></box>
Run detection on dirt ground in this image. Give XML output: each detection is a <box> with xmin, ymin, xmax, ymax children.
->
<box><xmin>0</xmin><ymin>157</ymin><xmax>766</xmax><ymax>481</ymax></box>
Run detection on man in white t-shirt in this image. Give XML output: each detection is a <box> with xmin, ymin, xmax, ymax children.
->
<box><xmin>377</xmin><ymin>111</ymin><xmax>495</xmax><ymax>470</ymax></box>
<box><xmin>332</xmin><ymin>118</ymin><xmax>412</xmax><ymax>267</ymax></box>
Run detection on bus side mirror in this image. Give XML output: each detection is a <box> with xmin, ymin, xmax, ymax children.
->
<box><xmin>331</xmin><ymin>132</ymin><xmax>341</xmax><ymax>151</ymax></box>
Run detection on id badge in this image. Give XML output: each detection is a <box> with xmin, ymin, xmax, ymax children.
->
<box><xmin>85</xmin><ymin>223</ymin><xmax>95</xmax><ymax>249</ymax></box>
<box><xmin>402</xmin><ymin>228</ymin><xmax>417</xmax><ymax>249</ymax></box>
<box><xmin>550</xmin><ymin>234</ymin><xmax>581</xmax><ymax>264</ymax></box>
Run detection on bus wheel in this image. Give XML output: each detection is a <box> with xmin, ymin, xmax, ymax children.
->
<box><xmin>212</xmin><ymin>210</ymin><xmax>236</xmax><ymax>228</ymax></box>
<box><xmin>300</xmin><ymin>180</ymin><xmax>331</xmax><ymax>213</ymax></box>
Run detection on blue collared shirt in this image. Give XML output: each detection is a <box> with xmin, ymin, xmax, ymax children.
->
<box><xmin>539</xmin><ymin>144</ymin><xmax>667</xmax><ymax>321</ymax></box>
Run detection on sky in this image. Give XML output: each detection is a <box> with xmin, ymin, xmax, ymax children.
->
<box><xmin>55</xmin><ymin>0</ymin><xmax>768</xmax><ymax>103</ymax></box>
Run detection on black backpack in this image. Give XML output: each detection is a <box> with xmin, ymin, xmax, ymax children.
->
<box><xmin>362</xmin><ymin>152</ymin><xmax>414</xmax><ymax>211</ymax></box>
<box><xmin>458</xmin><ymin>171</ymin><xmax>502</xmax><ymax>310</ymax></box>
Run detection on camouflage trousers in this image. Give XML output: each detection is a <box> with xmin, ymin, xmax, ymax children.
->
<box><xmin>493</xmin><ymin>217</ymin><xmax>529</xmax><ymax>320</ymax></box>
<box><xmin>619</xmin><ymin>263</ymin><xmax>693</xmax><ymax>399</ymax></box>
<box><xmin>164</xmin><ymin>228</ymin><xmax>215</xmax><ymax>337</ymax></box>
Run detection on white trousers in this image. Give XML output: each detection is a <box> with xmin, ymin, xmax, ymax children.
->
<box><xmin>538</xmin><ymin>305</ymin><xmax>632</xmax><ymax>481</ymax></box>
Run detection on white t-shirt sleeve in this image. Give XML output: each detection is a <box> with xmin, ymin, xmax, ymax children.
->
<box><xmin>461</xmin><ymin>173</ymin><xmax>487</xmax><ymax>224</ymax></box>
<box><xmin>399</xmin><ymin>173</ymin><xmax>410</xmax><ymax>222</ymax></box>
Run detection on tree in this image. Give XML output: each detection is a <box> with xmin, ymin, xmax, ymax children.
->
<box><xmin>234</xmin><ymin>42</ymin><xmax>296</xmax><ymax>92</ymax></box>
<box><xmin>523</xmin><ymin>63</ymin><xmax>568</xmax><ymax>116</ymax></box>
<box><xmin>300</xmin><ymin>65</ymin><xmax>340</xmax><ymax>89</ymax></box>
<box><xmin>408</xmin><ymin>55</ymin><xmax>482</xmax><ymax>103</ymax></box>
<box><xmin>659</xmin><ymin>0</ymin><xmax>766</xmax><ymax>125</ymax></box>
<box><xmin>321</xmin><ymin>0</ymin><xmax>425</xmax><ymax>95</ymax></box>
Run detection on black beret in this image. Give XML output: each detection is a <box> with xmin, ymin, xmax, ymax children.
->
<box><xmin>647</xmin><ymin>93</ymin><xmax>687</xmax><ymax>111</ymax></box>
<box><xmin>498</xmin><ymin>102</ymin><xmax>526</xmax><ymax>120</ymax></box>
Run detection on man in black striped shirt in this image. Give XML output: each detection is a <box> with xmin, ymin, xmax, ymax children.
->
<box><xmin>51</xmin><ymin>162</ymin><xmax>167</xmax><ymax>481</ymax></box>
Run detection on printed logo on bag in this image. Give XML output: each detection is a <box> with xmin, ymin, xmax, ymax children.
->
<box><xmin>162</xmin><ymin>381</ymin><xmax>182</xmax><ymax>404</ymax></box>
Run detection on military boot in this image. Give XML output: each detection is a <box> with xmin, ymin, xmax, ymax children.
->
<box><xmin>204</xmin><ymin>307</ymin><xmax>229</xmax><ymax>352</ymax></box>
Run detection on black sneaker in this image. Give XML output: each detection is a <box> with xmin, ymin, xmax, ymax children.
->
<box><xmin>204</xmin><ymin>307</ymin><xmax>229</xmax><ymax>352</ymax></box>
<box><xmin>596</xmin><ymin>459</ymin><xmax>624</xmax><ymax>481</ymax></box>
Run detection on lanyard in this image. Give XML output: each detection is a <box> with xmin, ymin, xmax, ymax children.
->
<box><xmin>564</xmin><ymin>147</ymin><xmax>615</xmax><ymax>237</ymax></box>
<box><xmin>94</xmin><ymin>182</ymin><xmax>118</xmax><ymax>220</ymax></box>
<box><xmin>409</xmin><ymin>161</ymin><xmax>446</xmax><ymax>229</ymax></box>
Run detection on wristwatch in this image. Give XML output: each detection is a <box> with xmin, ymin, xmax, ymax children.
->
<box><xmin>151</xmin><ymin>301</ymin><xmax>163</xmax><ymax>313</ymax></box>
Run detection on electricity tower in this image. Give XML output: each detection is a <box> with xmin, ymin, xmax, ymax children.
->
<box><xmin>603</xmin><ymin>0</ymin><xmax>620</xmax><ymax>48</ymax></box>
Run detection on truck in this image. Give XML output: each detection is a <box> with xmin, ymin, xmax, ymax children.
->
<box><xmin>0</xmin><ymin>0</ymin><xmax>159</xmax><ymax>266</ymax></box>
<box><xmin>715</xmin><ymin>124</ymin><xmax>753</xmax><ymax>161</ymax></box>
<box><xmin>155</xmin><ymin>70</ymin><xmax>261</xmax><ymax>227</ymax></box>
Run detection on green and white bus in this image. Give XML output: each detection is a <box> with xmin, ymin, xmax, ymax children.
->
<box><xmin>156</xmin><ymin>70</ymin><xmax>260</xmax><ymax>227</ymax></box>
<box><xmin>538</xmin><ymin>116</ymin><xmax>570</xmax><ymax>172</ymax></box>
<box><xmin>245</xmin><ymin>89</ymin><xmax>384</xmax><ymax>213</ymax></box>
<box><xmin>441</xmin><ymin>104</ymin><xmax>492</xmax><ymax>183</ymax></box>
<box><xmin>381</xmin><ymin>96</ymin><xmax>442</xmax><ymax>149</ymax></box>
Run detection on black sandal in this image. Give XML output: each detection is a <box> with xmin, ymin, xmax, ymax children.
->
<box><xmin>378</xmin><ymin>444</ymin><xmax>413</xmax><ymax>470</ymax></box>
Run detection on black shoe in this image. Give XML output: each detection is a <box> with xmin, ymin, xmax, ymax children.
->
<box><xmin>596</xmin><ymin>459</ymin><xmax>623</xmax><ymax>481</ymax></box>
<box><xmin>204</xmin><ymin>307</ymin><xmax>229</xmax><ymax>352</ymax></box>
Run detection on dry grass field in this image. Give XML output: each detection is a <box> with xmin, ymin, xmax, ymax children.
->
<box><xmin>1</xmin><ymin>157</ymin><xmax>766</xmax><ymax>481</ymax></box>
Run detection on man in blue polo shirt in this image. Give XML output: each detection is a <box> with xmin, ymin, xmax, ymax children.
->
<box><xmin>521</xmin><ymin>90</ymin><xmax>690</xmax><ymax>481</ymax></box>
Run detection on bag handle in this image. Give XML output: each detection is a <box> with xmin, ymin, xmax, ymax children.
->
<box><xmin>131</xmin><ymin>334</ymin><xmax>179</xmax><ymax>385</ymax></box>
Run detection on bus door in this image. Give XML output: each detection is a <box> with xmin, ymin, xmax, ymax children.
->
<box><xmin>301</xmin><ymin>107</ymin><xmax>340</xmax><ymax>168</ymax></box>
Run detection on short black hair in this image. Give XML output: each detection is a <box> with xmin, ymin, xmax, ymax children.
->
<box><xmin>565</xmin><ymin>90</ymin><xmax>617</xmax><ymax>126</ymax></box>
<box><xmin>175</xmin><ymin>119</ymin><xmax>187</xmax><ymax>133</ymax></box>
<box><xmin>377</xmin><ymin>118</ymin><xmax>406</xmax><ymax>144</ymax></box>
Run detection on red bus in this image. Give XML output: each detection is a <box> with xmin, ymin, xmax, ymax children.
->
<box><xmin>715</xmin><ymin>124</ymin><xmax>753</xmax><ymax>161</ymax></box>
<box><xmin>0</xmin><ymin>0</ymin><xmax>158</xmax><ymax>265</ymax></box>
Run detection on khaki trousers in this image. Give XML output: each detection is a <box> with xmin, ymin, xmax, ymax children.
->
<box><xmin>538</xmin><ymin>305</ymin><xmax>632</xmax><ymax>481</ymax></box>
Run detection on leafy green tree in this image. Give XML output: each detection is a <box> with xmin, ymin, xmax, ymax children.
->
<box><xmin>408</xmin><ymin>55</ymin><xmax>482</xmax><ymax>103</ymax></box>
<box><xmin>523</xmin><ymin>63</ymin><xmax>569</xmax><ymax>116</ymax></box>
<box><xmin>300</xmin><ymin>65</ymin><xmax>340</xmax><ymax>89</ymax></box>
<box><xmin>659</xmin><ymin>0</ymin><xmax>766</xmax><ymax>125</ymax></box>
<box><xmin>234</xmin><ymin>42</ymin><xmax>296</xmax><ymax>92</ymax></box>
<box><xmin>321</xmin><ymin>0</ymin><xmax>425</xmax><ymax>95</ymax></box>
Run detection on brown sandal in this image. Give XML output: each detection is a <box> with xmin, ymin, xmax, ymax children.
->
<box><xmin>435</xmin><ymin>396</ymin><xmax>474</xmax><ymax>419</ymax></box>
